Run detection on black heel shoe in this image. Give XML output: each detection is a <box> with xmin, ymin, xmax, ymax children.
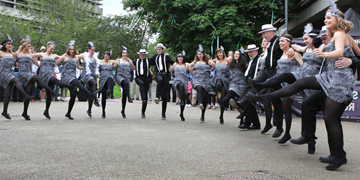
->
<box><xmin>121</xmin><ymin>111</ymin><xmax>126</xmax><ymax>118</ymax></box>
<box><xmin>141</xmin><ymin>112</ymin><xmax>145</xmax><ymax>119</ymax></box>
<box><xmin>22</xmin><ymin>113</ymin><xmax>30</xmax><ymax>120</ymax></box>
<box><xmin>65</xmin><ymin>113</ymin><xmax>74</xmax><ymax>120</ymax></box>
<box><xmin>200</xmin><ymin>115</ymin><xmax>204</xmax><ymax>122</ymax></box>
<box><xmin>261</xmin><ymin>125</ymin><xmax>273</xmax><ymax>134</ymax></box>
<box><xmin>307</xmin><ymin>141</ymin><xmax>316</xmax><ymax>154</ymax></box>
<box><xmin>1</xmin><ymin>112</ymin><xmax>11</xmax><ymax>119</ymax></box>
<box><xmin>94</xmin><ymin>100</ymin><xmax>101</xmax><ymax>107</ymax></box>
<box><xmin>180</xmin><ymin>114</ymin><xmax>185</xmax><ymax>121</ymax></box>
<box><xmin>290</xmin><ymin>136</ymin><xmax>315</xmax><ymax>145</ymax></box>
<box><xmin>326</xmin><ymin>156</ymin><xmax>347</xmax><ymax>170</ymax></box>
<box><xmin>278</xmin><ymin>134</ymin><xmax>291</xmax><ymax>144</ymax></box>
<box><xmin>43</xmin><ymin>110</ymin><xmax>51</xmax><ymax>119</ymax></box>
<box><xmin>87</xmin><ymin>110</ymin><xmax>92</xmax><ymax>118</ymax></box>
<box><xmin>102</xmin><ymin>113</ymin><xmax>106</xmax><ymax>119</ymax></box>
<box><xmin>219</xmin><ymin>116</ymin><xmax>224</xmax><ymax>124</ymax></box>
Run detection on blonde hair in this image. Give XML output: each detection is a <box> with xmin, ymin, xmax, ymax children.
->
<box><xmin>19</xmin><ymin>39</ymin><xmax>31</xmax><ymax>52</ymax></box>
<box><xmin>328</xmin><ymin>10</ymin><xmax>353</xmax><ymax>37</ymax></box>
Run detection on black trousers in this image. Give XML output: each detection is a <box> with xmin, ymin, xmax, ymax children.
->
<box><xmin>155</xmin><ymin>73</ymin><xmax>170</xmax><ymax>114</ymax></box>
<box><xmin>253</xmin><ymin>68</ymin><xmax>283</xmax><ymax>128</ymax></box>
<box><xmin>135</xmin><ymin>77</ymin><xmax>150</xmax><ymax>101</ymax></box>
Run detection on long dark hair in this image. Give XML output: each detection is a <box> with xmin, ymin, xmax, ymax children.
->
<box><xmin>229</xmin><ymin>51</ymin><xmax>247</xmax><ymax>71</ymax></box>
<box><xmin>307</xmin><ymin>30</ymin><xmax>322</xmax><ymax>48</ymax></box>
<box><xmin>1</xmin><ymin>39</ymin><xmax>11</xmax><ymax>52</ymax></box>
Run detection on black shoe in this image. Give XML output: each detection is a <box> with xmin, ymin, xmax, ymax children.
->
<box><xmin>22</xmin><ymin>113</ymin><xmax>30</xmax><ymax>120</ymax></box>
<box><xmin>261</xmin><ymin>125</ymin><xmax>273</xmax><ymax>134</ymax></box>
<box><xmin>272</xmin><ymin>128</ymin><xmax>283</xmax><ymax>138</ymax></box>
<box><xmin>43</xmin><ymin>110</ymin><xmax>51</xmax><ymax>119</ymax></box>
<box><xmin>200</xmin><ymin>116</ymin><xmax>204</xmax><ymax>122</ymax></box>
<box><xmin>65</xmin><ymin>113</ymin><xmax>74</xmax><ymax>120</ymax></box>
<box><xmin>161</xmin><ymin>113</ymin><xmax>166</xmax><ymax>120</ymax></box>
<box><xmin>102</xmin><ymin>113</ymin><xmax>106</xmax><ymax>119</ymax></box>
<box><xmin>236</xmin><ymin>114</ymin><xmax>243</xmax><ymax>119</ymax></box>
<box><xmin>290</xmin><ymin>136</ymin><xmax>315</xmax><ymax>145</ymax></box>
<box><xmin>180</xmin><ymin>114</ymin><xmax>185</xmax><ymax>121</ymax></box>
<box><xmin>278</xmin><ymin>134</ymin><xmax>291</xmax><ymax>144</ymax></box>
<box><xmin>229</xmin><ymin>99</ymin><xmax>243</xmax><ymax>113</ymax></box>
<box><xmin>320</xmin><ymin>155</ymin><xmax>335</xmax><ymax>164</ymax></box>
<box><xmin>121</xmin><ymin>111</ymin><xmax>126</xmax><ymax>118</ymax></box>
<box><xmin>87</xmin><ymin>110</ymin><xmax>92</xmax><ymax>118</ymax></box>
<box><xmin>238</xmin><ymin>123</ymin><xmax>248</xmax><ymax>129</ymax></box>
<box><xmin>128</xmin><ymin>99</ymin><xmax>133</xmax><ymax>103</ymax></box>
<box><xmin>308</xmin><ymin>141</ymin><xmax>316</xmax><ymax>154</ymax></box>
<box><xmin>248</xmin><ymin>125</ymin><xmax>260</xmax><ymax>130</ymax></box>
<box><xmin>219</xmin><ymin>116</ymin><xmax>224</xmax><ymax>124</ymax></box>
<box><xmin>94</xmin><ymin>100</ymin><xmax>101</xmax><ymax>107</ymax></box>
<box><xmin>326</xmin><ymin>157</ymin><xmax>347</xmax><ymax>171</ymax></box>
<box><xmin>247</xmin><ymin>77</ymin><xmax>262</xmax><ymax>93</ymax></box>
<box><xmin>1</xmin><ymin>112</ymin><xmax>11</xmax><ymax>119</ymax></box>
<box><xmin>141</xmin><ymin>112</ymin><xmax>145</xmax><ymax>119</ymax></box>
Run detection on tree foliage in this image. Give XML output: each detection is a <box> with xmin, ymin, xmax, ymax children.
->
<box><xmin>123</xmin><ymin>0</ymin><xmax>297</xmax><ymax>59</ymax></box>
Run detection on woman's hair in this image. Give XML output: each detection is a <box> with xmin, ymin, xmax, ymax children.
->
<box><xmin>229</xmin><ymin>51</ymin><xmax>247</xmax><ymax>71</ymax></box>
<box><xmin>0</xmin><ymin>39</ymin><xmax>11</xmax><ymax>52</ymax></box>
<box><xmin>120</xmin><ymin>49</ymin><xmax>127</xmax><ymax>57</ymax></box>
<box><xmin>176</xmin><ymin>53</ymin><xmax>185</xmax><ymax>63</ymax></box>
<box><xmin>305</xmin><ymin>30</ymin><xmax>322</xmax><ymax>48</ymax></box>
<box><xmin>66</xmin><ymin>46</ymin><xmax>79</xmax><ymax>57</ymax></box>
<box><xmin>281</xmin><ymin>34</ymin><xmax>293</xmax><ymax>43</ymax></box>
<box><xmin>193</xmin><ymin>49</ymin><xmax>209</xmax><ymax>64</ymax></box>
<box><xmin>46</xmin><ymin>41</ymin><xmax>55</xmax><ymax>47</ymax></box>
<box><xmin>19</xmin><ymin>39</ymin><xmax>31</xmax><ymax>52</ymax></box>
<box><xmin>328</xmin><ymin>10</ymin><xmax>353</xmax><ymax>37</ymax></box>
<box><xmin>104</xmin><ymin>51</ymin><xmax>111</xmax><ymax>59</ymax></box>
<box><xmin>215</xmin><ymin>48</ymin><xmax>226</xmax><ymax>60</ymax></box>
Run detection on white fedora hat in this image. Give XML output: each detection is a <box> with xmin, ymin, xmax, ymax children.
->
<box><xmin>155</xmin><ymin>43</ymin><xmax>166</xmax><ymax>49</ymax></box>
<box><xmin>258</xmin><ymin>24</ymin><xmax>277</xmax><ymax>34</ymax></box>
<box><xmin>137</xmin><ymin>49</ymin><xmax>148</xmax><ymax>54</ymax></box>
<box><xmin>245</xmin><ymin>44</ymin><xmax>259</xmax><ymax>52</ymax></box>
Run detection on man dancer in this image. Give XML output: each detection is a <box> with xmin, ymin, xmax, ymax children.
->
<box><xmin>149</xmin><ymin>43</ymin><xmax>174</xmax><ymax>120</ymax></box>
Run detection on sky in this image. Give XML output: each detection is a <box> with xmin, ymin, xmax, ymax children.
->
<box><xmin>101</xmin><ymin>0</ymin><xmax>128</xmax><ymax>16</ymax></box>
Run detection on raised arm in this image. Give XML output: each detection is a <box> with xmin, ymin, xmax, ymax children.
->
<box><xmin>291</xmin><ymin>44</ymin><xmax>307</xmax><ymax>53</ymax></box>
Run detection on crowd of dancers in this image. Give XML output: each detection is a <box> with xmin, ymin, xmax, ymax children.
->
<box><xmin>1</xmin><ymin>1</ymin><xmax>359</xmax><ymax>171</ymax></box>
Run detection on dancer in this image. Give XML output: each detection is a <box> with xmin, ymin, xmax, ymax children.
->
<box><xmin>98</xmin><ymin>51</ymin><xmax>115</xmax><ymax>118</ymax></box>
<box><xmin>115</xmin><ymin>46</ymin><xmax>135</xmax><ymax>118</ymax></box>
<box><xmin>188</xmin><ymin>45</ymin><xmax>215</xmax><ymax>122</ymax></box>
<box><xmin>169</xmin><ymin>51</ymin><xmax>189</xmax><ymax>121</ymax></box>
<box><xmin>0</xmin><ymin>37</ymin><xmax>34</xmax><ymax>119</ymax></box>
<box><xmin>212</xmin><ymin>46</ymin><xmax>231</xmax><ymax>124</ymax></box>
<box><xmin>133</xmin><ymin>49</ymin><xmax>151</xmax><ymax>118</ymax></box>
<box><xmin>249</xmin><ymin>5</ymin><xmax>360</xmax><ymax>170</ymax></box>
<box><xmin>149</xmin><ymin>43</ymin><xmax>174</xmax><ymax>120</ymax></box>
<box><xmin>77</xmin><ymin>42</ymin><xmax>101</xmax><ymax>118</ymax></box>
<box><xmin>219</xmin><ymin>50</ymin><xmax>248</xmax><ymax>125</ymax></box>
<box><xmin>57</xmin><ymin>40</ymin><xmax>97</xmax><ymax>120</ymax></box>
<box><xmin>14</xmin><ymin>38</ymin><xmax>59</xmax><ymax>120</ymax></box>
<box><xmin>33</xmin><ymin>41</ymin><xmax>73</xmax><ymax>119</ymax></box>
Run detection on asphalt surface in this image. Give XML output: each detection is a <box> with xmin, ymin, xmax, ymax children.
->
<box><xmin>0</xmin><ymin>96</ymin><xmax>360</xmax><ymax>179</ymax></box>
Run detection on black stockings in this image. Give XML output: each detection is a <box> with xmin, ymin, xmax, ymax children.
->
<box><xmin>101</xmin><ymin>78</ymin><xmax>114</xmax><ymax>115</ymax></box>
<box><xmin>258</xmin><ymin>73</ymin><xmax>296</xmax><ymax>89</ymax></box>
<box><xmin>282</xmin><ymin>97</ymin><xmax>293</xmax><ymax>137</ymax></box>
<box><xmin>176</xmin><ymin>83</ymin><xmax>186</xmax><ymax>116</ymax></box>
<box><xmin>195</xmin><ymin>86</ymin><xmax>208</xmax><ymax>118</ymax></box>
<box><xmin>87</xmin><ymin>78</ymin><xmax>98</xmax><ymax>112</ymax></box>
<box><xmin>2</xmin><ymin>78</ymin><xmax>32</xmax><ymax>116</ymax></box>
<box><xmin>120</xmin><ymin>80</ymin><xmax>130</xmax><ymax>113</ymax></box>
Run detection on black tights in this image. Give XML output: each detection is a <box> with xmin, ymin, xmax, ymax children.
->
<box><xmin>258</xmin><ymin>73</ymin><xmax>296</xmax><ymax>89</ymax></box>
<box><xmin>176</xmin><ymin>83</ymin><xmax>186</xmax><ymax>116</ymax></box>
<box><xmin>216</xmin><ymin>79</ymin><xmax>227</xmax><ymax>120</ymax></box>
<box><xmin>87</xmin><ymin>78</ymin><xmax>98</xmax><ymax>112</ymax></box>
<box><xmin>195</xmin><ymin>86</ymin><xmax>208</xmax><ymax>118</ymax></box>
<box><xmin>120</xmin><ymin>80</ymin><xmax>130</xmax><ymax>113</ymax></box>
<box><xmin>66</xmin><ymin>79</ymin><xmax>94</xmax><ymax>116</ymax></box>
<box><xmin>282</xmin><ymin>97</ymin><xmax>293</xmax><ymax>137</ymax></box>
<box><xmin>101</xmin><ymin>78</ymin><xmax>114</xmax><ymax>115</ymax></box>
<box><xmin>44</xmin><ymin>77</ymin><xmax>72</xmax><ymax>114</ymax></box>
<box><xmin>23</xmin><ymin>75</ymin><xmax>57</xmax><ymax>116</ymax></box>
<box><xmin>220</xmin><ymin>90</ymin><xmax>237</xmax><ymax>118</ymax></box>
<box><xmin>2</xmin><ymin>78</ymin><xmax>32</xmax><ymax>115</ymax></box>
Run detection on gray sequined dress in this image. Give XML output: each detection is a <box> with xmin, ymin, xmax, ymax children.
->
<box><xmin>292</xmin><ymin>52</ymin><xmax>323</xmax><ymax>96</ymax></box>
<box><xmin>17</xmin><ymin>55</ymin><xmax>35</xmax><ymax>87</ymax></box>
<box><xmin>315</xmin><ymin>43</ymin><xmax>356</xmax><ymax>103</ymax></box>
<box><xmin>172</xmin><ymin>66</ymin><xmax>188</xmax><ymax>92</ymax></box>
<box><xmin>39</xmin><ymin>58</ymin><xmax>56</xmax><ymax>84</ymax></box>
<box><xmin>276</xmin><ymin>58</ymin><xmax>300</xmax><ymax>88</ymax></box>
<box><xmin>115</xmin><ymin>63</ymin><xmax>131</xmax><ymax>85</ymax></box>
<box><xmin>214</xmin><ymin>63</ymin><xmax>230</xmax><ymax>91</ymax></box>
<box><xmin>81</xmin><ymin>59</ymin><xmax>97</xmax><ymax>85</ymax></box>
<box><xmin>0</xmin><ymin>55</ymin><xmax>15</xmax><ymax>88</ymax></box>
<box><xmin>229</xmin><ymin>68</ymin><xmax>247</xmax><ymax>97</ymax></box>
<box><xmin>99</xmin><ymin>64</ymin><xmax>114</xmax><ymax>91</ymax></box>
<box><xmin>61</xmin><ymin>60</ymin><xmax>77</xmax><ymax>84</ymax></box>
<box><xmin>192</xmin><ymin>63</ymin><xmax>212</xmax><ymax>93</ymax></box>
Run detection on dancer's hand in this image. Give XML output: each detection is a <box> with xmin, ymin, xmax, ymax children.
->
<box><xmin>335</xmin><ymin>57</ymin><xmax>352</xmax><ymax>69</ymax></box>
<box><xmin>286</xmin><ymin>48</ymin><xmax>295</xmax><ymax>58</ymax></box>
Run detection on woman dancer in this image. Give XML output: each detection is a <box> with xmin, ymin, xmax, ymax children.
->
<box><xmin>78</xmin><ymin>42</ymin><xmax>100</xmax><ymax>118</ymax></box>
<box><xmin>133</xmin><ymin>49</ymin><xmax>150</xmax><ymax>118</ymax></box>
<box><xmin>98</xmin><ymin>51</ymin><xmax>115</xmax><ymax>118</ymax></box>
<box><xmin>33</xmin><ymin>41</ymin><xmax>73</xmax><ymax>119</ymax></box>
<box><xmin>56</xmin><ymin>41</ymin><xmax>97</xmax><ymax>120</ymax></box>
<box><xmin>169</xmin><ymin>51</ymin><xmax>189</xmax><ymax>121</ymax></box>
<box><xmin>115</xmin><ymin>47</ymin><xmax>135</xmax><ymax>118</ymax></box>
<box><xmin>0</xmin><ymin>37</ymin><xmax>34</xmax><ymax>119</ymax></box>
<box><xmin>14</xmin><ymin>38</ymin><xmax>59</xmax><ymax>120</ymax></box>
<box><xmin>249</xmin><ymin>6</ymin><xmax>360</xmax><ymax>170</ymax></box>
<box><xmin>188</xmin><ymin>45</ymin><xmax>215</xmax><ymax>122</ymax></box>
<box><xmin>219</xmin><ymin>50</ymin><xmax>248</xmax><ymax>124</ymax></box>
<box><xmin>212</xmin><ymin>47</ymin><xmax>231</xmax><ymax>124</ymax></box>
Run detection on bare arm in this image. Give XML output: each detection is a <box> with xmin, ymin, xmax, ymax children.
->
<box><xmin>314</xmin><ymin>32</ymin><xmax>345</xmax><ymax>59</ymax></box>
<box><xmin>169</xmin><ymin>63</ymin><xmax>176</xmax><ymax>73</ymax></box>
<box><xmin>291</xmin><ymin>44</ymin><xmax>306</xmax><ymax>53</ymax></box>
<box><xmin>32</xmin><ymin>58</ymin><xmax>40</xmax><ymax>67</ymax></box>
<box><xmin>208</xmin><ymin>60</ymin><xmax>216</xmax><ymax>68</ymax></box>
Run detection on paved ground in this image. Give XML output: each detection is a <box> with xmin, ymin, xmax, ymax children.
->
<box><xmin>0</xmin><ymin>97</ymin><xmax>360</xmax><ymax>179</ymax></box>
